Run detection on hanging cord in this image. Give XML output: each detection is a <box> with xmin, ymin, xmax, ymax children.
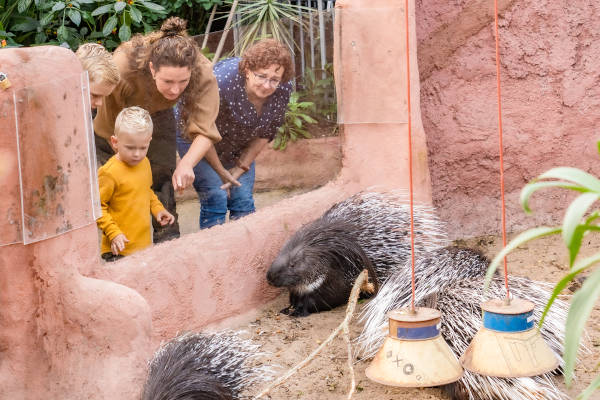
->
<box><xmin>404</xmin><ymin>0</ymin><xmax>416</xmax><ymax>313</ymax></box>
<box><xmin>494</xmin><ymin>0</ymin><xmax>511</xmax><ymax>301</ymax></box>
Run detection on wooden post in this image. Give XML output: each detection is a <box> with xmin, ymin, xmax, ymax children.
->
<box><xmin>317</xmin><ymin>0</ymin><xmax>326</xmax><ymax>78</ymax></box>
<box><xmin>309</xmin><ymin>0</ymin><xmax>316</xmax><ymax>70</ymax></box>
<box><xmin>297</xmin><ymin>0</ymin><xmax>306</xmax><ymax>78</ymax></box>
<box><xmin>213</xmin><ymin>0</ymin><xmax>239</xmax><ymax>64</ymax></box>
<box><xmin>201</xmin><ymin>4</ymin><xmax>217</xmax><ymax>50</ymax></box>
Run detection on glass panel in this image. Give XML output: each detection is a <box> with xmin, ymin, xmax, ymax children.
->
<box><xmin>81</xmin><ymin>72</ymin><xmax>102</xmax><ymax>221</ymax></box>
<box><xmin>0</xmin><ymin>92</ymin><xmax>23</xmax><ymax>246</ymax></box>
<box><xmin>335</xmin><ymin>7</ymin><xmax>408</xmax><ymax>124</ymax></box>
<box><xmin>14</xmin><ymin>72</ymin><xmax>97</xmax><ymax>244</ymax></box>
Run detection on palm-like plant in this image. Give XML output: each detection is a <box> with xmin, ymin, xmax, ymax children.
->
<box><xmin>486</xmin><ymin>144</ymin><xmax>600</xmax><ymax>399</ymax></box>
<box><xmin>215</xmin><ymin>0</ymin><xmax>309</xmax><ymax>59</ymax></box>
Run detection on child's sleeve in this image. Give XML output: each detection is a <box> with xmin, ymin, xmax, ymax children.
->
<box><xmin>96</xmin><ymin>169</ymin><xmax>123</xmax><ymax>241</ymax></box>
<box><xmin>149</xmin><ymin>187</ymin><xmax>166</xmax><ymax>218</ymax></box>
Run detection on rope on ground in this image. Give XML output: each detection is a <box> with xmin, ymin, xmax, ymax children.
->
<box><xmin>252</xmin><ymin>269</ymin><xmax>370</xmax><ymax>400</ymax></box>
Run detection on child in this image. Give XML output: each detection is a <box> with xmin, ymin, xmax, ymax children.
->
<box><xmin>96</xmin><ymin>106</ymin><xmax>175</xmax><ymax>261</ymax></box>
<box><xmin>75</xmin><ymin>43</ymin><xmax>120</xmax><ymax>110</ymax></box>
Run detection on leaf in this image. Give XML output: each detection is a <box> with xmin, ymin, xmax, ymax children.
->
<box><xmin>563</xmin><ymin>267</ymin><xmax>600</xmax><ymax>386</ymax></box>
<box><xmin>52</xmin><ymin>2</ymin><xmax>66</xmax><ymax>11</ymax></box>
<box><xmin>77</xmin><ymin>0</ymin><xmax>96</xmax><ymax>3</ymax></box>
<box><xmin>293</xmin><ymin>117</ymin><xmax>302</xmax><ymax>128</ymax></box>
<box><xmin>576</xmin><ymin>374</ymin><xmax>600</xmax><ymax>400</ymax></box>
<box><xmin>485</xmin><ymin>226</ymin><xmax>562</xmax><ymax>290</ymax></box>
<box><xmin>39</xmin><ymin>12</ymin><xmax>55</xmax><ymax>27</ymax></box>
<box><xmin>114</xmin><ymin>1</ymin><xmax>127</xmax><ymax>12</ymax></box>
<box><xmin>34</xmin><ymin>31</ymin><xmax>47</xmax><ymax>43</ymax></box>
<box><xmin>10</xmin><ymin>19</ymin><xmax>39</xmax><ymax>32</ymax></box>
<box><xmin>91</xmin><ymin>4</ymin><xmax>113</xmax><ymax>16</ymax></box>
<box><xmin>57</xmin><ymin>24</ymin><xmax>68</xmax><ymax>42</ymax></box>
<box><xmin>129</xmin><ymin>6</ymin><xmax>143</xmax><ymax>23</ymax></box>
<box><xmin>300</xmin><ymin>114</ymin><xmax>317</xmax><ymax>123</ymax></box>
<box><xmin>539</xmin><ymin>167</ymin><xmax>600</xmax><ymax>193</ymax></box>
<box><xmin>102</xmin><ymin>15</ymin><xmax>118</xmax><ymax>36</ymax></box>
<box><xmin>67</xmin><ymin>9</ymin><xmax>81</xmax><ymax>26</ymax></box>
<box><xmin>539</xmin><ymin>252</ymin><xmax>600</xmax><ymax>327</ymax></box>
<box><xmin>562</xmin><ymin>192</ymin><xmax>600</xmax><ymax>265</ymax></box>
<box><xmin>81</xmin><ymin>10</ymin><xmax>95</xmax><ymax>25</ymax></box>
<box><xmin>139</xmin><ymin>1</ymin><xmax>166</xmax><ymax>12</ymax></box>
<box><xmin>118</xmin><ymin>23</ymin><xmax>131</xmax><ymax>42</ymax></box>
<box><xmin>520</xmin><ymin>180</ymin><xmax>583</xmax><ymax>214</ymax></box>
<box><xmin>18</xmin><ymin>0</ymin><xmax>33</xmax><ymax>13</ymax></box>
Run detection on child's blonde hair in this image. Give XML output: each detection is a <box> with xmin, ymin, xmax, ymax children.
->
<box><xmin>76</xmin><ymin>43</ymin><xmax>120</xmax><ymax>85</ymax></box>
<box><xmin>114</xmin><ymin>106</ymin><xmax>153</xmax><ymax>137</ymax></box>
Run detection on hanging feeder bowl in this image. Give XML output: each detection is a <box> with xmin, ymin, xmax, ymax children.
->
<box><xmin>460</xmin><ymin>298</ymin><xmax>559</xmax><ymax>377</ymax></box>
<box><xmin>366</xmin><ymin>307</ymin><xmax>463</xmax><ymax>387</ymax></box>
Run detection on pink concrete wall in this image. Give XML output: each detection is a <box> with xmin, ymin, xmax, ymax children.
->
<box><xmin>254</xmin><ymin>137</ymin><xmax>342</xmax><ymax>191</ymax></box>
<box><xmin>0</xmin><ymin>46</ymin><xmax>152</xmax><ymax>399</ymax></box>
<box><xmin>416</xmin><ymin>0</ymin><xmax>600</xmax><ymax>238</ymax></box>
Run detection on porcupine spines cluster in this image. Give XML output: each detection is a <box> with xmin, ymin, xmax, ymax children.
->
<box><xmin>142</xmin><ymin>331</ymin><xmax>274</xmax><ymax>400</ymax></box>
<box><xmin>322</xmin><ymin>190</ymin><xmax>450</xmax><ymax>280</ymax></box>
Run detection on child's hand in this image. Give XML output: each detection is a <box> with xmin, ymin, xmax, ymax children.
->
<box><xmin>111</xmin><ymin>234</ymin><xmax>129</xmax><ymax>255</ymax></box>
<box><xmin>157</xmin><ymin>209</ymin><xmax>175</xmax><ymax>226</ymax></box>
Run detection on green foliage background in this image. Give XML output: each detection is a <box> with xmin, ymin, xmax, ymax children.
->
<box><xmin>0</xmin><ymin>0</ymin><xmax>223</xmax><ymax>50</ymax></box>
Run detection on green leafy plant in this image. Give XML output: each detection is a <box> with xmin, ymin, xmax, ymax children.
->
<box><xmin>0</xmin><ymin>0</ymin><xmax>221</xmax><ymax>49</ymax></box>
<box><xmin>224</xmin><ymin>0</ymin><xmax>309</xmax><ymax>55</ymax></box>
<box><xmin>298</xmin><ymin>63</ymin><xmax>336</xmax><ymax>123</ymax></box>
<box><xmin>486</xmin><ymin>143</ymin><xmax>600</xmax><ymax>399</ymax></box>
<box><xmin>273</xmin><ymin>91</ymin><xmax>316</xmax><ymax>151</ymax></box>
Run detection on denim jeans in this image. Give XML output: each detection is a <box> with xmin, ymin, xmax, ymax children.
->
<box><xmin>176</xmin><ymin>134</ymin><xmax>256</xmax><ymax>229</ymax></box>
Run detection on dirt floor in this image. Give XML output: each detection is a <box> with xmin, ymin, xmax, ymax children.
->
<box><xmin>176</xmin><ymin>192</ymin><xmax>600</xmax><ymax>399</ymax></box>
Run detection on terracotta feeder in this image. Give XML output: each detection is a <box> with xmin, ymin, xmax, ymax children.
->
<box><xmin>460</xmin><ymin>298</ymin><xmax>558</xmax><ymax>377</ymax></box>
<box><xmin>366</xmin><ymin>307</ymin><xmax>463</xmax><ymax>387</ymax></box>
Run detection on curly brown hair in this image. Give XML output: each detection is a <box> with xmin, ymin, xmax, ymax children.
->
<box><xmin>239</xmin><ymin>39</ymin><xmax>294</xmax><ymax>82</ymax></box>
<box><xmin>126</xmin><ymin>17</ymin><xmax>209</xmax><ymax>135</ymax></box>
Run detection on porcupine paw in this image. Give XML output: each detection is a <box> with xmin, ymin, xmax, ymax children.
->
<box><xmin>280</xmin><ymin>304</ymin><xmax>311</xmax><ymax>317</ymax></box>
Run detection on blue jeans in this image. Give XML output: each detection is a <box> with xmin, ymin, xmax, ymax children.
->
<box><xmin>176</xmin><ymin>134</ymin><xmax>256</xmax><ymax>229</ymax></box>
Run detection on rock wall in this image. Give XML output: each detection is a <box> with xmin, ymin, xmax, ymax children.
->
<box><xmin>417</xmin><ymin>0</ymin><xmax>600</xmax><ymax>238</ymax></box>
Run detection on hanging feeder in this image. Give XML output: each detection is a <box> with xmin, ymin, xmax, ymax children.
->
<box><xmin>460</xmin><ymin>298</ymin><xmax>558</xmax><ymax>377</ymax></box>
<box><xmin>366</xmin><ymin>307</ymin><xmax>463</xmax><ymax>387</ymax></box>
<box><xmin>366</xmin><ymin>0</ymin><xmax>464</xmax><ymax>388</ymax></box>
<box><xmin>460</xmin><ymin>0</ymin><xmax>559</xmax><ymax>378</ymax></box>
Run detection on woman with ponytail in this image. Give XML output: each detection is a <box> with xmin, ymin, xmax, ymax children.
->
<box><xmin>94</xmin><ymin>17</ymin><xmax>231</xmax><ymax>241</ymax></box>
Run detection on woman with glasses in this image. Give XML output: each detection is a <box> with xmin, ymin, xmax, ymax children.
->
<box><xmin>177</xmin><ymin>38</ymin><xmax>293</xmax><ymax>229</ymax></box>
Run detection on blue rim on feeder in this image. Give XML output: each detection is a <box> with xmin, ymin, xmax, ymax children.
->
<box><xmin>365</xmin><ymin>307</ymin><xmax>463</xmax><ymax>387</ymax></box>
<box><xmin>460</xmin><ymin>298</ymin><xmax>559</xmax><ymax>378</ymax></box>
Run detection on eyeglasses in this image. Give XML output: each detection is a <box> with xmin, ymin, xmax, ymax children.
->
<box><xmin>252</xmin><ymin>71</ymin><xmax>281</xmax><ymax>88</ymax></box>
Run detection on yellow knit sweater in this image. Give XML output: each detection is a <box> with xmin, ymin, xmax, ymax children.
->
<box><xmin>96</xmin><ymin>156</ymin><xmax>165</xmax><ymax>256</ymax></box>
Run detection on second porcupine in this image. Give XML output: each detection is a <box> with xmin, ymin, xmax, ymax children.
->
<box><xmin>266</xmin><ymin>191</ymin><xmax>449</xmax><ymax>316</ymax></box>
<box><xmin>356</xmin><ymin>246</ymin><xmax>576</xmax><ymax>400</ymax></box>
<box><xmin>142</xmin><ymin>331</ymin><xmax>274</xmax><ymax>400</ymax></box>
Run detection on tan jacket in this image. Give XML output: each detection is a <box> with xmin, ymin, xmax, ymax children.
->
<box><xmin>93</xmin><ymin>42</ymin><xmax>221</xmax><ymax>143</ymax></box>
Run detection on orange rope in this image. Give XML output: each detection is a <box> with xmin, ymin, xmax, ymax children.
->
<box><xmin>404</xmin><ymin>0</ymin><xmax>416</xmax><ymax>312</ymax></box>
<box><xmin>494</xmin><ymin>0</ymin><xmax>510</xmax><ymax>300</ymax></box>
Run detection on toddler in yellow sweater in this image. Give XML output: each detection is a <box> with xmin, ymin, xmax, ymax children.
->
<box><xmin>96</xmin><ymin>106</ymin><xmax>175</xmax><ymax>261</ymax></box>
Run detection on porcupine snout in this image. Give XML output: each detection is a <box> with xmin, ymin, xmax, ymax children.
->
<box><xmin>267</xmin><ymin>247</ymin><xmax>303</xmax><ymax>288</ymax></box>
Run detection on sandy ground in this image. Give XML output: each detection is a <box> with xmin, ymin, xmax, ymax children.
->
<box><xmin>177</xmin><ymin>196</ymin><xmax>600</xmax><ymax>400</ymax></box>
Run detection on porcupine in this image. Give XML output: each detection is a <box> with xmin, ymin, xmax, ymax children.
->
<box><xmin>356</xmin><ymin>246</ymin><xmax>575</xmax><ymax>400</ymax></box>
<box><xmin>142</xmin><ymin>331</ymin><xmax>274</xmax><ymax>400</ymax></box>
<box><xmin>266</xmin><ymin>191</ymin><xmax>449</xmax><ymax>316</ymax></box>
